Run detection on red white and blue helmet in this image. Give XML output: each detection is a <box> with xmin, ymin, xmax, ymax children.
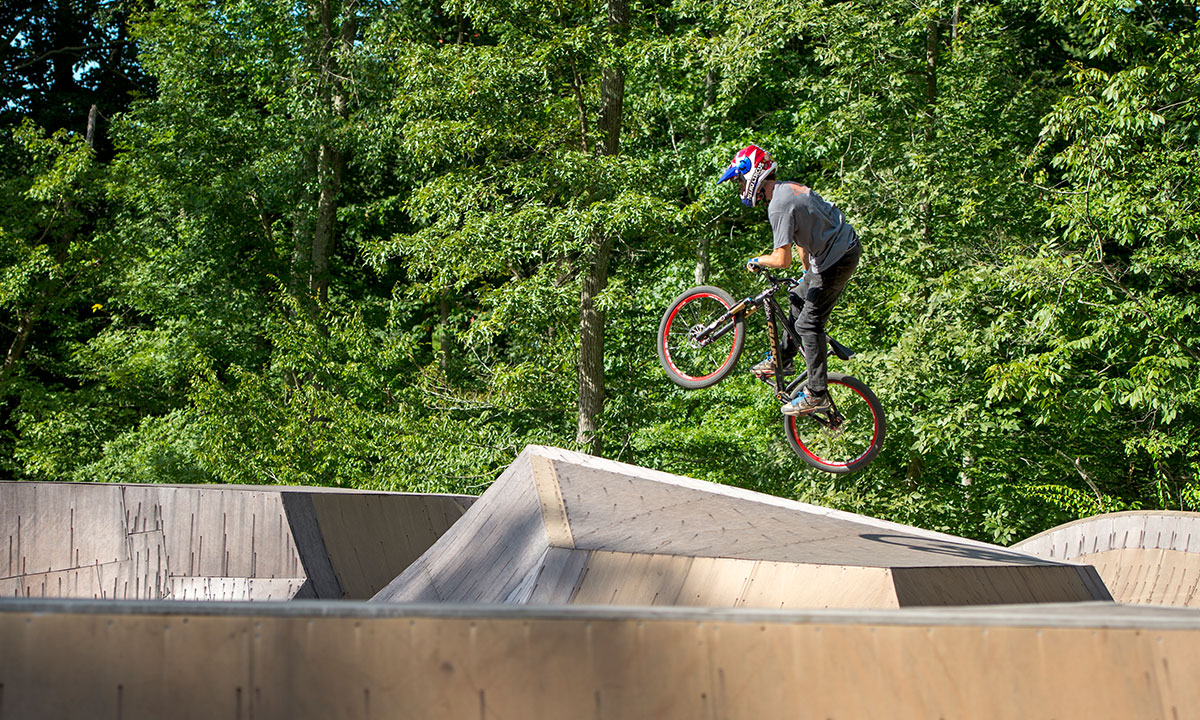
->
<box><xmin>718</xmin><ymin>144</ymin><xmax>777</xmax><ymax>207</ymax></box>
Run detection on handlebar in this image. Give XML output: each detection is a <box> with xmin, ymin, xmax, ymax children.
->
<box><xmin>748</xmin><ymin>264</ymin><xmax>802</xmax><ymax>289</ymax></box>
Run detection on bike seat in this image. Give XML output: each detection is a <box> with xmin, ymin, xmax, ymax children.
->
<box><xmin>829</xmin><ymin>337</ymin><xmax>855</xmax><ymax>361</ymax></box>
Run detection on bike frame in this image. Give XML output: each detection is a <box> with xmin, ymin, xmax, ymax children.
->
<box><xmin>697</xmin><ymin>268</ymin><xmax>853</xmax><ymax>403</ymax></box>
<box><xmin>662</xmin><ymin>273</ymin><xmax>882</xmax><ymax>471</ymax></box>
<box><xmin>760</xmin><ymin>289</ymin><xmax>809</xmax><ymax>401</ymax></box>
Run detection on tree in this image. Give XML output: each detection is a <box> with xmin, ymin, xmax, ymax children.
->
<box><xmin>1011</xmin><ymin>0</ymin><xmax>1200</xmax><ymax>508</ymax></box>
<box><xmin>0</xmin><ymin>0</ymin><xmax>150</xmax><ymax>475</ymax></box>
<box><xmin>8</xmin><ymin>0</ymin><xmax>387</xmax><ymax>482</ymax></box>
<box><xmin>5</xmin><ymin>0</ymin><xmax>1197</xmax><ymax>546</ymax></box>
<box><xmin>1</xmin><ymin>0</ymin><xmax>147</xmax><ymax>151</ymax></box>
<box><xmin>576</xmin><ymin>0</ymin><xmax>629</xmax><ymax>453</ymax></box>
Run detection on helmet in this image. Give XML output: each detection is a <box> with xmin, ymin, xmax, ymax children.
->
<box><xmin>717</xmin><ymin>144</ymin><xmax>777</xmax><ymax>207</ymax></box>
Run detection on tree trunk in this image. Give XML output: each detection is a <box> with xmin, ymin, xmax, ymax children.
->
<box><xmin>694</xmin><ymin>68</ymin><xmax>717</xmax><ymax>285</ymax></box>
<box><xmin>305</xmin><ymin>0</ymin><xmax>356</xmax><ymax>308</ymax></box>
<box><xmin>577</xmin><ymin>236</ymin><xmax>613</xmax><ymax>452</ymax></box>
<box><xmin>701</xmin><ymin>69</ymin><xmax>717</xmax><ymax>146</ymax></box>
<box><xmin>50</xmin><ymin>0</ymin><xmax>83</xmax><ymax>106</ymax></box>
<box><xmin>86</xmin><ymin>104</ymin><xmax>98</xmax><ymax>148</ymax></box>
<box><xmin>1</xmin><ymin>311</ymin><xmax>37</xmax><ymax>392</ymax></box>
<box><xmin>576</xmin><ymin>0</ymin><xmax>628</xmax><ymax>454</ymax></box>
<box><xmin>595</xmin><ymin>70</ymin><xmax>624</xmax><ymax>156</ymax></box>
<box><xmin>919</xmin><ymin>14</ymin><xmax>940</xmax><ymax>246</ymax></box>
<box><xmin>311</xmin><ymin>142</ymin><xmax>343</xmax><ymax>306</ymax></box>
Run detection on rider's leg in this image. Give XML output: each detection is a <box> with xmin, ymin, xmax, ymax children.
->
<box><xmin>792</xmin><ymin>245</ymin><xmax>861</xmax><ymax>397</ymax></box>
<box><xmin>752</xmin><ymin>278</ymin><xmax>807</xmax><ymax>376</ymax></box>
<box><xmin>753</xmin><ymin>275</ymin><xmax>813</xmax><ymax>377</ymax></box>
<box><xmin>780</xmin><ymin>275</ymin><xmax>809</xmax><ymax>366</ymax></box>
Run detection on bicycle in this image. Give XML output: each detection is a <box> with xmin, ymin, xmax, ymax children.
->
<box><xmin>655</xmin><ymin>267</ymin><xmax>886</xmax><ymax>474</ymax></box>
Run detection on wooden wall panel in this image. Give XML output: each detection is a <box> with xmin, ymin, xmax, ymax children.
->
<box><xmin>3</xmin><ymin>603</ymin><xmax>1199</xmax><ymax>720</ymax></box>
<box><xmin>2</xmin><ymin>483</ymin><xmax>467</xmax><ymax>602</ymax></box>
<box><xmin>1014</xmin><ymin>511</ymin><xmax>1200</xmax><ymax>607</ymax></box>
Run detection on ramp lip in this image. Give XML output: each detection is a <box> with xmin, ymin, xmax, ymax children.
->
<box><xmin>1014</xmin><ymin>509</ymin><xmax>1200</xmax><ymax>549</ymax></box>
<box><xmin>0</xmin><ymin>479</ymin><xmax>475</xmax><ymax>498</ymax></box>
<box><xmin>4</xmin><ymin>597</ymin><xmax>1200</xmax><ymax>630</ymax></box>
<box><xmin>520</xmin><ymin>446</ymin><xmax>1006</xmax><ymax>552</ymax></box>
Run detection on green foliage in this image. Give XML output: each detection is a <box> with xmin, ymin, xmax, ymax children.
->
<box><xmin>3</xmin><ymin>0</ymin><xmax>1198</xmax><ymax>546</ymax></box>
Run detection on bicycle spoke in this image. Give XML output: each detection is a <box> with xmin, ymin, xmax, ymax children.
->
<box><xmin>659</xmin><ymin>290</ymin><xmax>742</xmax><ymax>385</ymax></box>
<box><xmin>787</xmin><ymin>377</ymin><xmax>883</xmax><ymax>472</ymax></box>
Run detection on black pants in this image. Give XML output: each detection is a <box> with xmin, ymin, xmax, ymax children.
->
<box><xmin>780</xmin><ymin>240</ymin><xmax>861</xmax><ymax>395</ymax></box>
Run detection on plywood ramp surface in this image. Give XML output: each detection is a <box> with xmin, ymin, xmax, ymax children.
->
<box><xmin>373</xmin><ymin>446</ymin><xmax>1111</xmax><ymax>607</ymax></box>
<box><xmin>1</xmin><ymin>482</ymin><xmax>470</xmax><ymax>601</ymax></box>
<box><xmin>4</xmin><ymin>601</ymin><xmax>1200</xmax><ymax>720</ymax></box>
<box><xmin>568</xmin><ymin>551</ymin><xmax>899</xmax><ymax>608</ymax></box>
<box><xmin>1014</xmin><ymin>511</ymin><xmax>1200</xmax><ymax>606</ymax></box>
<box><xmin>374</xmin><ymin>458</ymin><xmax>545</xmax><ymax>602</ymax></box>
<box><xmin>554</xmin><ymin>459</ymin><xmax>1036</xmax><ymax>567</ymax></box>
<box><xmin>308</xmin><ymin>492</ymin><xmax>472</xmax><ymax>599</ymax></box>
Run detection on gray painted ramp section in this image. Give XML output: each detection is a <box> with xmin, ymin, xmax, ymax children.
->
<box><xmin>374</xmin><ymin>446</ymin><xmax>1110</xmax><ymax>608</ymax></box>
<box><xmin>377</xmin><ymin>458</ymin><xmax>547</xmax><ymax>603</ymax></box>
<box><xmin>1014</xmin><ymin>510</ymin><xmax>1200</xmax><ymax>607</ymax></box>
<box><xmin>1</xmin><ymin>482</ymin><xmax>472</xmax><ymax>601</ymax></box>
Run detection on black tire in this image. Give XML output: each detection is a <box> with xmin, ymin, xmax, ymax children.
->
<box><xmin>784</xmin><ymin>372</ymin><xmax>885</xmax><ymax>473</ymax></box>
<box><xmin>657</xmin><ymin>285</ymin><xmax>746</xmax><ymax>390</ymax></box>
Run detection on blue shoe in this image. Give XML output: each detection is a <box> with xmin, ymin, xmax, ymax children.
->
<box><xmin>782</xmin><ymin>390</ymin><xmax>831</xmax><ymax>416</ymax></box>
<box><xmin>751</xmin><ymin>356</ymin><xmax>795</xmax><ymax>377</ymax></box>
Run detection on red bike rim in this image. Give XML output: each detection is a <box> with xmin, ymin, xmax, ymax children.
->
<box><xmin>788</xmin><ymin>382</ymin><xmax>880</xmax><ymax>468</ymax></box>
<box><xmin>662</xmin><ymin>293</ymin><xmax>737</xmax><ymax>382</ymax></box>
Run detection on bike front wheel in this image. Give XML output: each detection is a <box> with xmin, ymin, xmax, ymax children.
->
<box><xmin>657</xmin><ymin>285</ymin><xmax>746</xmax><ymax>390</ymax></box>
<box><xmin>785</xmin><ymin>372</ymin><xmax>885</xmax><ymax>473</ymax></box>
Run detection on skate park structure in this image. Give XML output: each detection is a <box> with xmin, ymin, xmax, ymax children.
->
<box><xmin>1</xmin><ymin>482</ymin><xmax>473</xmax><ymax>600</ymax></box>
<box><xmin>372</xmin><ymin>446</ymin><xmax>1109</xmax><ymax>607</ymax></box>
<box><xmin>1013</xmin><ymin>510</ymin><xmax>1200</xmax><ymax>607</ymax></box>
<box><xmin>4</xmin><ymin>445</ymin><xmax>1200</xmax><ymax>719</ymax></box>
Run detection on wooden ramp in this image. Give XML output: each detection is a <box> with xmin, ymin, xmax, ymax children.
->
<box><xmin>373</xmin><ymin>446</ymin><xmax>1110</xmax><ymax>608</ymax></box>
<box><xmin>1013</xmin><ymin>511</ymin><xmax>1200</xmax><ymax>607</ymax></box>
<box><xmin>4</xmin><ymin>599</ymin><xmax>1199</xmax><ymax>720</ymax></box>
<box><xmin>1</xmin><ymin>482</ymin><xmax>472</xmax><ymax>601</ymax></box>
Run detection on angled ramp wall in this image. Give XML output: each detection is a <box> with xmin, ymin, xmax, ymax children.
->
<box><xmin>1</xmin><ymin>483</ymin><xmax>472</xmax><ymax>601</ymax></box>
<box><xmin>1013</xmin><ymin>511</ymin><xmax>1200</xmax><ymax>607</ymax></box>
<box><xmin>374</xmin><ymin>446</ymin><xmax>1110</xmax><ymax>608</ymax></box>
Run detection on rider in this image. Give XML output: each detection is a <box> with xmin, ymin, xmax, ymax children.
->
<box><xmin>717</xmin><ymin>144</ymin><xmax>861</xmax><ymax>416</ymax></box>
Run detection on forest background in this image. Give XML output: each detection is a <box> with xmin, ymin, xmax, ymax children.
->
<box><xmin>2</xmin><ymin>0</ymin><xmax>1197</xmax><ymax>543</ymax></box>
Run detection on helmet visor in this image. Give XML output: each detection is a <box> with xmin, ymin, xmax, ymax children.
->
<box><xmin>717</xmin><ymin>156</ymin><xmax>752</xmax><ymax>184</ymax></box>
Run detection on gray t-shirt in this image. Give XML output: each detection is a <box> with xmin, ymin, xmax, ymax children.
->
<box><xmin>767</xmin><ymin>182</ymin><xmax>857</xmax><ymax>273</ymax></box>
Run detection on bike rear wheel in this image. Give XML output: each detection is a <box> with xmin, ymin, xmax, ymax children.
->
<box><xmin>657</xmin><ymin>285</ymin><xmax>746</xmax><ymax>390</ymax></box>
<box><xmin>784</xmin><ymin>372</ymin><xmax>885</xmax><ymax>473</ymax></box>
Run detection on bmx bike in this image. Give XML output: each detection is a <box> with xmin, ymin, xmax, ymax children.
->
<box><xmin>656</xmin><ymin>267</ymin><xmax>886</xmax><ymax>473</ymax></box>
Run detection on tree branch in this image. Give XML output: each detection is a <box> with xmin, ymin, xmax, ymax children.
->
<box><xmin>12</xmin><ymin>40</ymin><xmax>132</xmax><ymax>71</ymax></box>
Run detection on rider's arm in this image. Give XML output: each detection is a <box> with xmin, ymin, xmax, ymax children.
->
<box><xmin>796</xmin><ymin>244</ymin><xmax>811</xmax><ymax>273</ymax></box>
<box><xmin>750</xmin><ymin>244</ymin><xmax>792</xmax><ymax>269</ymax></box>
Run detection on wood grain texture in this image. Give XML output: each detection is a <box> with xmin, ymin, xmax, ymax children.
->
<box><xmin>1</xmin><ymin>482</ymin><xmax>469</xmax><ymax>601</ymax></box>
<box><xmin>1013</xmin><ymin>511</ymin><xmax>1200</xmax><ymax>606</ymax></box>
<box><xmin>4</xmin><ymin>602</ymin><xmax>1200</xmax><ymax>720</ymax></box>
<box><xmin>372</xmin><ymin>446</ymin><xmax>1108</xmax><ymax>608</ymax></box>
<box><xmin>372</xmin><ymin>455</ymin><xmax>547</xmax><ymax>602</ymax></box>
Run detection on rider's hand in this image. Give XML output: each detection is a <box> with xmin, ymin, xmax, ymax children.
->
<box><xmin>746</xmin><ymin>257</ymin><xmax>762</xmax><ymax>273</ymax></box>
